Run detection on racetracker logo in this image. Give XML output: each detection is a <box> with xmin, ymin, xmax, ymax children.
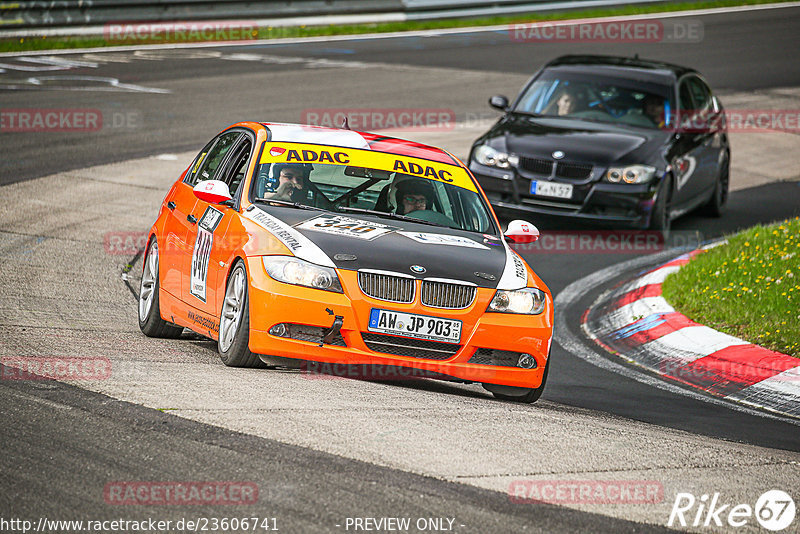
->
<box><xmin>104</xmin><ymin>20</ymin><xmax>259</xmax><ymax>44</ymax></box>
<box><xmin>668</xmin><ymin>109</ymin><xmax>800</xmax><ymax>134</ymax></box>
<box><xmin>1</xmin><ymin>357</ymin><xmax>111</xmax><ymax>380</ymax></box>
<box><xmin>302</xmin><ymin>108</ymin><xmax>456</xmax><ymax>132</ymax></box>
<box><xmin>509</xmin><ymin>18</ymin><xmax>703</xmax><ymax>43</ymax></box>
<box><xmin>0</xmin><ymin>109</ymin><xmax>102</xmax><ymax>132</ymax></box>
<box><xmin>513</xmin><ymin>231</ymin><xmax>702</xmax><ymax>254</ymax></box>
<box><xmin>103</xmin><ymin>481</ymin><xmax>258</xmax><ymax>505</ymax></box>
<box><xmin>301</xmin><ymin>361</ymin><xmax>499</xmax><ymax>382</ymax></box>
<box><xmin>509</xmin><ymin>480</ymin><xmax>664</xmax><ymax>504</ymax></box>
<box><xmin>668</xmin><ymin>490</ymin><xmax>796</xmax><ymax>530</ymax></box>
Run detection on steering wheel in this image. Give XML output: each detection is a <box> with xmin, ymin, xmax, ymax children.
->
<box><xmin>405</xmin><ymin>209</ymin><xmax>456</xmax><ymax>227</ymax></box>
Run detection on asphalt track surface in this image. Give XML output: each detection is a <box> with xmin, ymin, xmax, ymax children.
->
<box><xmin>2</xmin><ymin>5</ymin><xmax>800</xmax><ymax>532</ymax></box>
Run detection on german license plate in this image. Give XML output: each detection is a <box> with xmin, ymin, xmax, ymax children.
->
<box><xmin>368</xmin><ymin>309</ymin><xmax>461</xmax><ymax>344</ymax></box>
<box><xmin>531</xmin><ymin>180</ymin><xmax>573</xmax><ymax>199</ymax></box>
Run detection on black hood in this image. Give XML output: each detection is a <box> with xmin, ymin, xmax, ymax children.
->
<box><xmin>482</xmin><ymin>113</ymin><xmax>670</xmax><ymax>166</ymax></box>
<box><xmin>257</xmin><ymin>206</ymin><xmax>508</xmax><ymax>289</ymax></box>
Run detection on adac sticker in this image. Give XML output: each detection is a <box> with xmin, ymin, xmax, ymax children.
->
<box><xmin>397</xmin><ymin>231</ymin><xmax>488</xmax><ymax>250</ymax></box>
<box><xmin>260</xmin><ymin>142</ymin><xmax>476</xmax><ymax>192</ymax></box>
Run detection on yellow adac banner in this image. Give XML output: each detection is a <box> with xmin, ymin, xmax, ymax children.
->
<box><xmin>259</xmin><ymin>142</ymin><xmax>477</xmax><ymax>192</ymax></box>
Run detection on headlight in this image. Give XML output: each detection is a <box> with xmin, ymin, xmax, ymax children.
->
<box><xmin>263</xmin><ymin>256</ymin><xmax>343</xmax><ymax>293</ymax></box>
<box><xmin>605</xmin><ymin>165</ymin><xmax>657</xmax><ymax>184</ymax></box>
<box><xmin>488</xmin><ymin>288</ymin><xmax>546</xmax><ymax>315</ymax></box>
<box><xmin>474</xmin><ymin>145</ymin><xmax>519</xmax><ymax>169</ymax></box>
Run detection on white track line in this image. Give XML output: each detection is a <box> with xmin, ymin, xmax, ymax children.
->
<box><xmin>2</xmin><ymin>2</ymin><xmax>800</xmax><ymax>58</ymax></box>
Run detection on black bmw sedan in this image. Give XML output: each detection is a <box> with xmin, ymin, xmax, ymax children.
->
<box><xmin>469</xmin><ymin>55</ymin><xmax>730</xmax><ymax>233</ymax></box>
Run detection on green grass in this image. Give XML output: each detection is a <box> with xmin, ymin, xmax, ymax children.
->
<box><xmin>0</xmin><ymin>0</ymin><xmax>794</xmax><ymax>53</ymax></box>
<box><xmin>662</xmin><ymin>217</ymin><xmax>800</xmax><ymax>357</ymax></box>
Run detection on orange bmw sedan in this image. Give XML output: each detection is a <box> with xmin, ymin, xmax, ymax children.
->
<box><xmin>138</xmin><ymin>122</ymin><xmax>553</xmax><ymax>402</ymax></box>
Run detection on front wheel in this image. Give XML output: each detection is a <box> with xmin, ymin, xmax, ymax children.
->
<box><xmin>218</xmin><ymin>261</ymin><xmax>266</xmax><ymax>368</ymax></box>
<box><xmin>138</xmin><ymin>238</ymin><xmax>184</xmax><ymax>338</ymax></box>
<box><xmin>483</xmin><ymin>356</ymin><xmax>550</xmax><ymax>404</ymax></box>
<box><xmin>649</xmin><ymin>174</ymin><xmax>673</xmax><ymax>239</ymax></box>
<box><xmin>703</xmin><ymin>160</ymin><xmax>729</xmax><ymax>217</ymax></box>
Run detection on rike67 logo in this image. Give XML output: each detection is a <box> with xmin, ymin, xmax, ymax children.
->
<box><xmin>668</xmin><ymin>490</ymin><xmax>795</xmax><ymax>531</ymax></box>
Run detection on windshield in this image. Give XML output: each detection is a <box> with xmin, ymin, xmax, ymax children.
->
<box><xmin>514</xmin><ymin>70</ymin><xmax>674</xmax><ymax>130</ymax></box>
<box><xmin>250</xmin><ymin>145</ymin><xmax>497</xmax><ymax>235</ymax></box>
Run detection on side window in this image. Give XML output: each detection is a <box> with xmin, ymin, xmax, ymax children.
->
<box><xmin>221</xmin><ymin>138</ymin><xmax>253</xmax><ymax>197</ymax></box>
<box><xmin>688</xmin><ymin>77</ymin><xmax>711</xmax><ymax>113</ymax></box>
<box><xmin>186</xmin><ymin>139</ymin><xmax>215</xmax><ymax>186</ymax></box>
<box><xmin>190</xmin><ymin>131</ymin><xmax>241</xmax><ymax>187</ymax></box>
<box><xmin>678</xmin><ymin>80</ymin><xmax>695</xmax><ymax>123</ymax></box>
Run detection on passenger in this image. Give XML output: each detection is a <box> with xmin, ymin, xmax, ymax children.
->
<box><xmin>394</xmin><ymin>179</ymin><xmax>434</xmax><ymax>215</ymax></box>
<box><xmin>555</xmin><ymin>89</ymin><xmax>578</xmax><ymax>116</ymax></box>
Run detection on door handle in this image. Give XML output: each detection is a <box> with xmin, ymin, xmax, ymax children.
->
<box><xmin>187</xmin><ymin>214</ymin><xmax>197</xmax><ymax>225</ymax></box>
<box><xmin>167</xmin><ymin>201</ymin><xmax>176</xmax><ymax>210</ymax></box>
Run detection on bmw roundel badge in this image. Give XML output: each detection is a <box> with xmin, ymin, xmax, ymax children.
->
<box><xmin>410</xmin><ymin>265</ymin><xmax>426</xmax><ymax>274</ymax></box>
<box><xmin>552</xmin><ymin>150</ymin><xmax>565</xmax><ymax>160</ymax></box>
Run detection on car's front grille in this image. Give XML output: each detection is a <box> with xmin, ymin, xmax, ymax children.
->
<box><xmin>421</xmin><ymin>280</ymin><xmax>476</xmax><ymax>309</ymax></box>
<box><xmin>556</xmin><ymin>162</ymin><xmax>593</xmax><ymax>179</ymax></box>
<box><xmin>468</xmin><ymin>348</ymin><xmax>531</xmax><ymax>367</ymax></box>
<box><xmin>361</xmin><ymin>332</ymin><xmax>460</xmax><ymax>360</ymax></box>
<box><xmin>519</xmin><ymin>156</ymin><xmax>553</xmax><ymax>175</ymax></box>
<box><xmin>358</xmin><ymin>271</ymin><xmax>415</xmax><ymax>303</ymax></box>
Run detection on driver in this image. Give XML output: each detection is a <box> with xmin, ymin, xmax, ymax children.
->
<box><xmin>262</xmin><ymin>163</ymin><xmax>312</xmax><ymax>202</ymax></box>
<box><xmin>643</xmin><ymin>94</ymin><xmax>666</xmax><ymax>129</ymax></box>
<box><xmin>394</xmin><ymin>178</ymin><xmax>434</xmax><ymax>215</ymax></box>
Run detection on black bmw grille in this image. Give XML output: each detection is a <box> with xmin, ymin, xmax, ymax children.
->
<box><xmin>519</xmin><ymin>156</ymin><xmax>553</xmax><ymax>175</ymax></box>
<box><xmin>361</xmin><ymin>332</ymin><xmax>460</xmax><ymax>360</ymax></box>
<box><xmin>556</xmin><ymin>162</ymin><xmax>593</xmax><ymax>179</ymax></box>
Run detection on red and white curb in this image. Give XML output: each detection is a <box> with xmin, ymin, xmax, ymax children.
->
<box><xmin>582</xmin><ymin>245</ymin><xmax>800</xmax><ymax>419</ymax></box>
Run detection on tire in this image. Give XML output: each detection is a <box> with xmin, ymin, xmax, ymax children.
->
<box><xmin>218</xmin><ymin>261</ymin><xmax>266</xmax><ymax>368</ymax></box>
<box><xmin>483</xmin><ymin>356</ymin><xmax>550</xmax><ymax>404</ymax></box>
<box><xmin>649</xmin><ymin>174</ymin><xmax>673</xmax><ymax>239</ymax></box>
<box><xmin>702</xmin><ymin>159</ymin><xmax>729</xmax><ymax>217</ymax></box>
<box><xmin>138</xmin><ymin>238</ymin><xmax>184</xmax><ymax>338</ymax></box>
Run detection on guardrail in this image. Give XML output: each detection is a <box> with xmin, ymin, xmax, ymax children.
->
<box><xmin>1</xmin><ymin>0</ymin><xmax>664</xmax><ymax>30</ymax></box>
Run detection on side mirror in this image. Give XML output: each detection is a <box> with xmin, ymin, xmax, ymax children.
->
<box><xmin>489</xmin><ymin>95</ymin><xmax>510</xmax><ymax>112</ymax></box>
<box><xmin>504</xmin><ymin>220</ymin><xmax>539</xmax><ymax>244</ymax></box>
<box><xmin>193</xmin><ymin>180</ymin><xmax>232</xmax><ymax>204</ymax></box>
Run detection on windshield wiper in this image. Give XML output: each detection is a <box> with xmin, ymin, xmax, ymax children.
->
<box><xmin>336</xmin><ymin>206</ymin><xmax>444</xmax><ymax>227</ymax></box>
<box><xmin>254</xmin><ymin>198</ymin><xmax>328</xmax><ymax>212</ymax></box>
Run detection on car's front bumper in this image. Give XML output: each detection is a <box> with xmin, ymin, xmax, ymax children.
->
<box><xmin>471</xmin><ymin>163</ymin><xmax>659</xmax><ymax>228</ymax></box>
<box><xmin>245</xmin><ymin>257</ymin><xmax>553</xmax><ymax>389</ymax></box>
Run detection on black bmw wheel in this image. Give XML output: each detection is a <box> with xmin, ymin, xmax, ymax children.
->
<box><xmin>703</xmin><ymin>159</ymin><xmax>729</xmax><ymax>217</ymax></box>
<box><xmin>649</xmin><ymin>174</ymin><xmax>673</xmax><ymax>239</ymax></box>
